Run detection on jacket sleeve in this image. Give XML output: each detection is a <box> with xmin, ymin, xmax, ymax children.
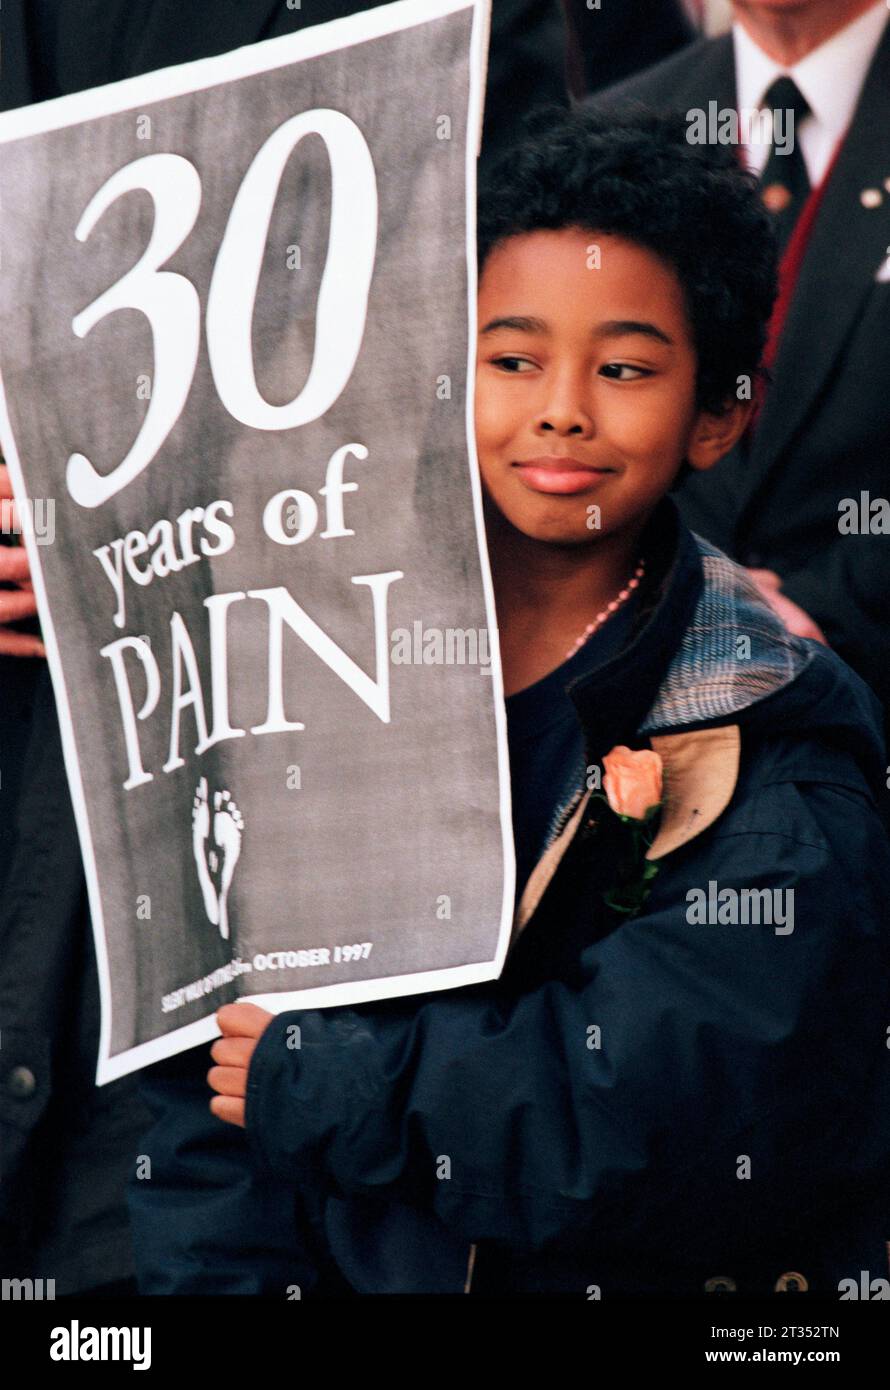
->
<box><xmin>127</xmin><ymin>1042</ymin><xmax>334</xmax><ymax>1295</ymax></box>
<box><xmin>245</xmin><ymin>779</ymin><xmax>890</xmax><ymax>1256</ymax></box>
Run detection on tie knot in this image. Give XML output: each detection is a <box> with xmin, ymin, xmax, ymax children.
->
<box><xmin>761</xmin><ymin>75</ymin><xmax>810</xmax><ymax>122</ymax></box>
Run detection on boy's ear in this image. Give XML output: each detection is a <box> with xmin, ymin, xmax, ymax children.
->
<box><xmin>686</xmin><ymin>398</ymin><xmax>754</xmax><ymax>472</ymax></box>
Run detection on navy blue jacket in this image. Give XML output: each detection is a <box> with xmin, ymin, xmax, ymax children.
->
<box><xmin>129</xmin><ymin>502</ymin><xmax>890</xmax><ymax>1296</ymax></box>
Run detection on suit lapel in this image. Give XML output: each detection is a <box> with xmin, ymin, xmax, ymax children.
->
<box><xmin>597</xmin><ymin>34</ymin><xmax>735</xmax><ymax>113</ymax></box>
<box><xmin>741</xmin><ymin>20</ymin><xmax>890</xmax><ymax>503</ymax></box>
<box><xmin>659</xmin><ymin>33</ymin><xmax>736</xmax><ymax>108</ymax></box>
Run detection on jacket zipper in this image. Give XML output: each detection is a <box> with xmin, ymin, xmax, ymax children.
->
<box><xmin>549</xmin><ymin>783</ymin><xmax>586</xmax><ymax>845</ymax></box>
<box><xmin>462</xmin><ymin>784</ymin><xmax>588</xmax><ymax>1293</ymax></box>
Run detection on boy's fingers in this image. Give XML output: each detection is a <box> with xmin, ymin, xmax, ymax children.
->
<box><xmin>209</xmin><ymin>1036</ymin><xmax>255</xmax><ymax>1068</ymax></box>
<box><xmin>207</xmin><ymin>1064</ymin><xmax>247</xmax><ymax>1098</ymax></box>
<box><xmin>0</xmin><ymin>546</ymin><xmax>33</xmax><ymax>583</ymax></box>
<box><xmin>0</xmin><ymin>590</ymin><xmax>38</xmax><ymax>622</ymax></box>
<box><xmin>0</xmin><ymin>629</ymin><xmax>46</xmax><ymax>658</ymax></box>
<box><xmin>209</xmin><ymin>1095</ymin><xmax>245</xmax><ymax>1128</ymax></box>
<box><xmin>216</xmin><ymin>1001</ymin><xmax>274</xmax><ymax>1038</ymax></box>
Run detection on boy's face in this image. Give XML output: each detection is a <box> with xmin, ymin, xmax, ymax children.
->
<box><xmin>474</xmin><ymin>228</ymin><xmax>740</xmax><ymax>547</ymax></box>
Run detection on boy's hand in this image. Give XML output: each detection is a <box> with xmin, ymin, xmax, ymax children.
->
<box><xmin>746</xmin><ymin>568</ymin><xmax>829</xmax><ymax>645</ymax></box>
<box><xmin>208</xmin><ymin>1002</ymin><xmax>275</xmax><ymax>1128</ymax></box>
<box><xmin>0</xmin><ymin>462</ymin><xmax>45</xmax><ymax>658</ymax></box>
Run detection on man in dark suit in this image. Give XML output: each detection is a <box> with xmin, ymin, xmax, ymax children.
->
<box><xmin>588</xmin><ymin>0</ymin><xmax>890</xmax><ymax>797</ymax></box>
<box><xmin>0</xmin><ymin>0</ymin><xmax>568</xmax><ymax>1296</ymax></box>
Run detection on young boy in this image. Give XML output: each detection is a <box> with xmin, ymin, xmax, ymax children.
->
<box><xmin>129</xmin><ymin>108</ymin><xmax>890</xmax><ymax>1297</ymax></box>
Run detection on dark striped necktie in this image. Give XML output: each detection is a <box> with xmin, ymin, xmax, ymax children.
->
<box><xmin>758</xmin><ymin>74</ymin><xmax>811</xmax><ymax>255</ymax></box>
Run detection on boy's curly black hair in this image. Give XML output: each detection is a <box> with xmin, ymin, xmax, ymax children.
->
<box><xmin>477</xmin><ymin>104</ymin><xmax>779</xmax><ymax>415</ymax></box>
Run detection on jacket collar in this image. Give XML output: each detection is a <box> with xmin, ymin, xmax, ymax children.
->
<box><xmin>511</xmin><ymin>497</ymin><xmax>813</xmax><ymax>939</ymax></box>
<box><xmin>565</xmin><ymin>494</ymin><xmax>813</xmax><ymax>758</ymax></box>
<box><xmin>512</xmin><ymin>724</ymin><xmax>743</xmax><ymax>939</ymax></box>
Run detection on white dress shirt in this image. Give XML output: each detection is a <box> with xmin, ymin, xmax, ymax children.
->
<box><xmin>733</xmin><ymin>1</ymin><xmax>888</xmax><ymax>184</ymax></box>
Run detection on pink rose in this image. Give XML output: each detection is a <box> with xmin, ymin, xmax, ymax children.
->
<box><xmin>602</xmin><ymin>746</ymin><xmax>663</xmax><ymax>822</ymax></box>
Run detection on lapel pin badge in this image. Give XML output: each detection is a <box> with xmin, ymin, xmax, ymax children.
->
<box><xmin>762</xmin><ymin>182</ymin><xmax>792</xmax><ymax>213</ymax></box>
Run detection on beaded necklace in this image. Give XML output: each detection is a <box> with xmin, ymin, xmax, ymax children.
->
<box><xmin>564</xmin><ymin>559</ymin><xmax>646</xmax><ymax>661</ymax></box>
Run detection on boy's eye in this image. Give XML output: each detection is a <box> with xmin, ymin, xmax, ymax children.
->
<box><xmin>492</xmin><ymin>356</ymin><xmax>536</xmax><ymax>373</ymax></box>
<box><xmin>489</xmin><ymin>357</ymin><xmax>654</xmax><ymax>379</ymax></box>
<box><xmin>599</xmin><ymin>363</ymin><xmax>654</xmax><ymax>381</ymax></box>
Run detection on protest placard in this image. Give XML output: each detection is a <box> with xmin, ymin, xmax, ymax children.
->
<box><xmin>0</xmin><ymin>0</ymin><xmax>513</xmax><ymax>1083</ymax></box>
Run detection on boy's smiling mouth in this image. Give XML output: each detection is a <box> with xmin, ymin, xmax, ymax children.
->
<box><xmin>512</xmin><ymin>455</ymin><xmax>617</xmax><ymax>495</ymax></box>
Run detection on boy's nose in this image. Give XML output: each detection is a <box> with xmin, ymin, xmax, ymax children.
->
<box><xmin>533</xmin><ymin>370</ymin><xmax>595</xmax><ymax>437</ymax></box>
<box><xmin>534</xmin><ymin>404</ymin><xmax>595</xmax><ymax>437</ymax></box>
